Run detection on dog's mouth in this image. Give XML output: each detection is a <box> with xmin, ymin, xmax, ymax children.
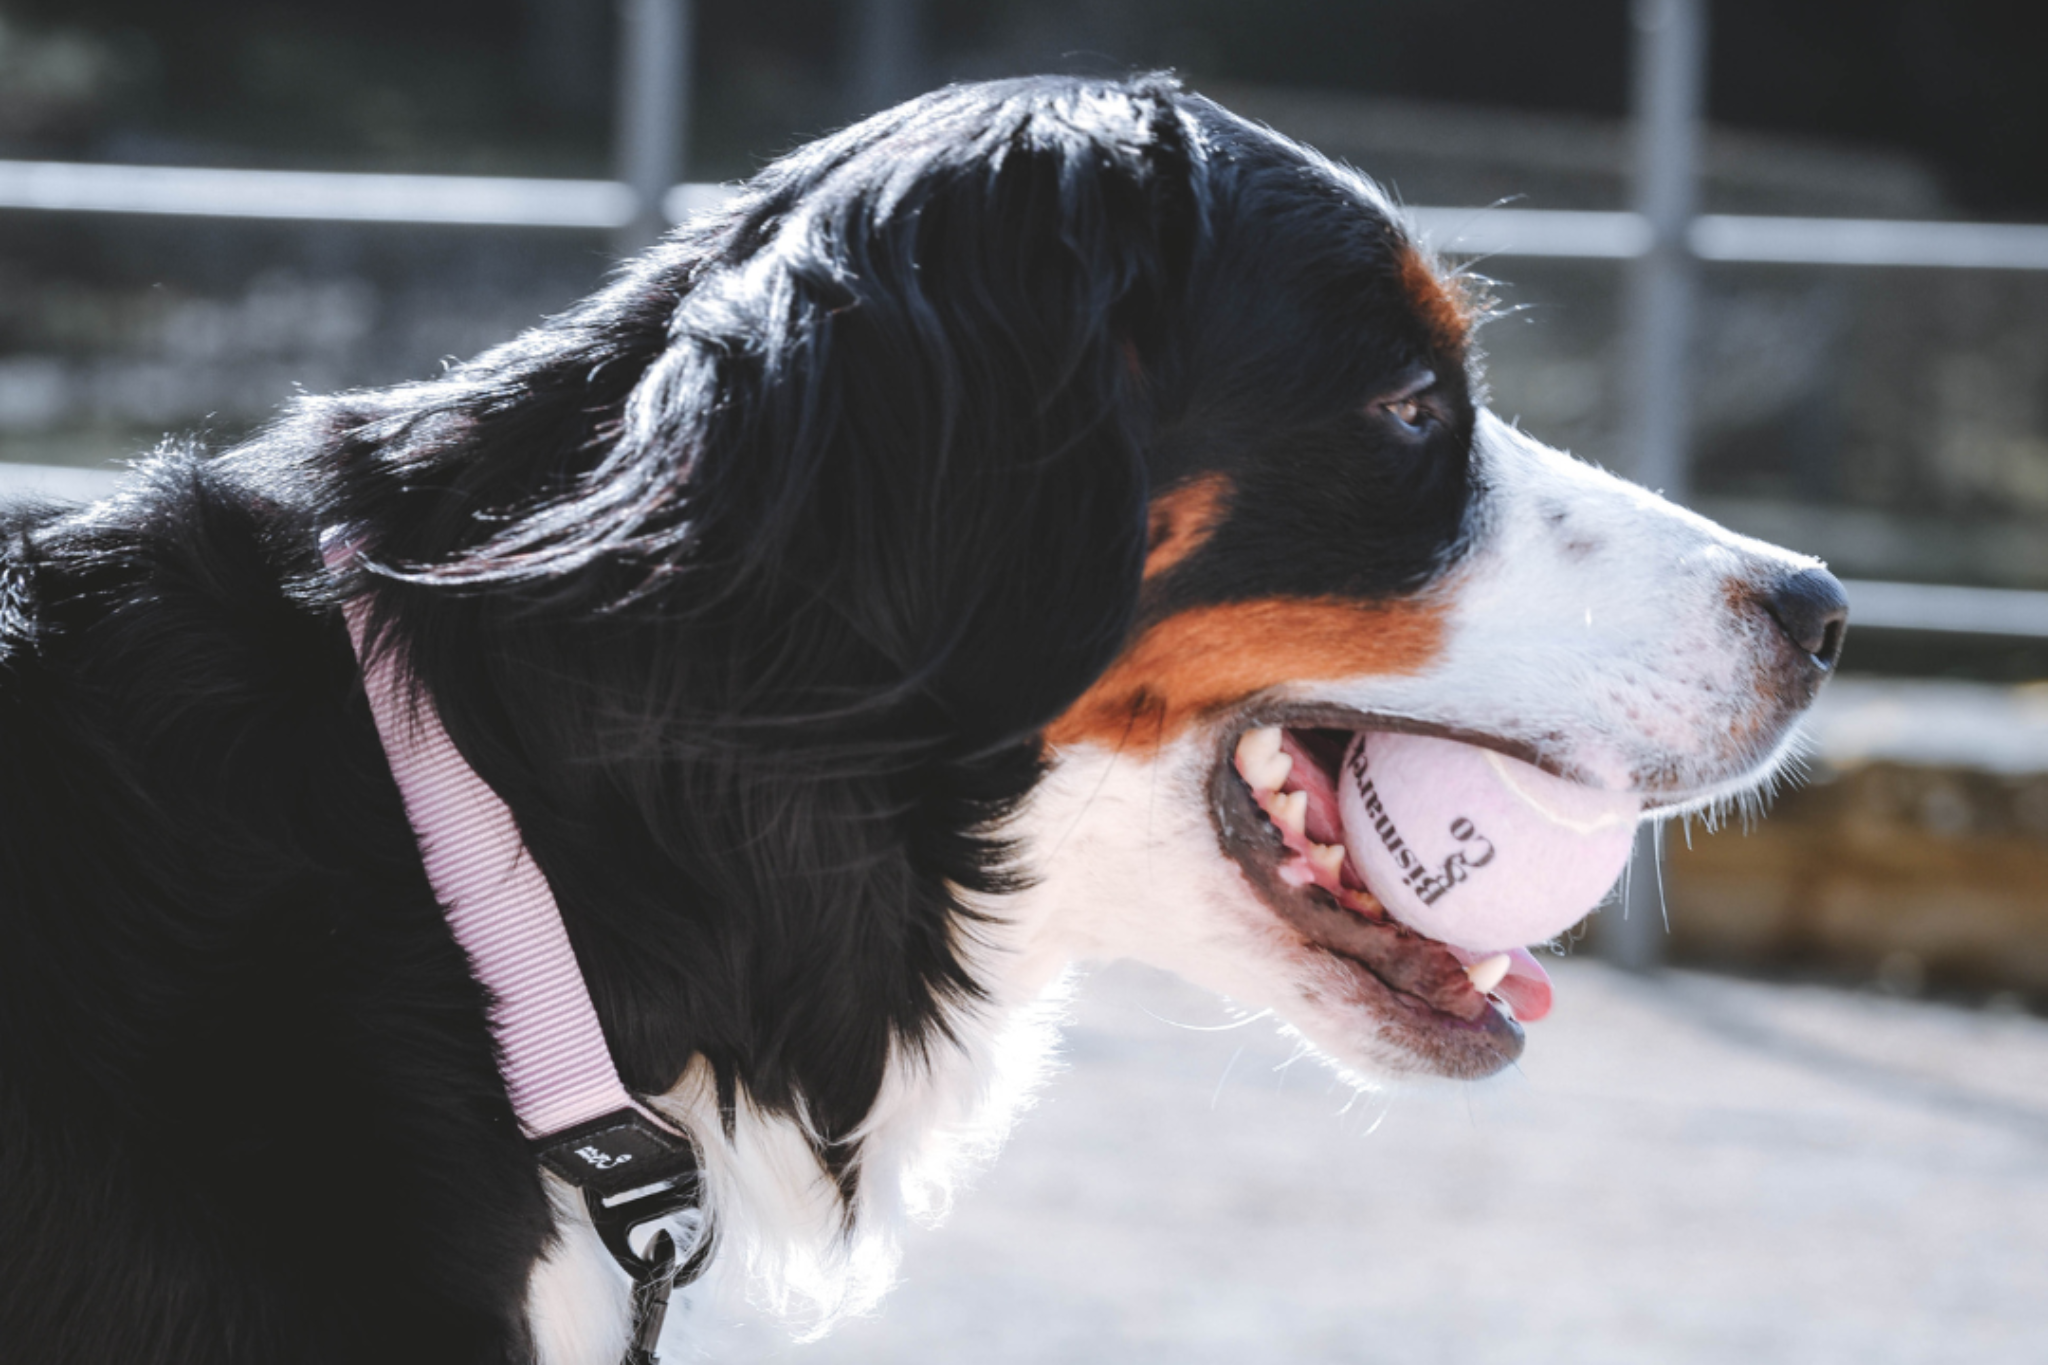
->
<box><xmin>1208</xmin><ymin>710</ymin><xmax>1592</xmax><ymax>1079</ymax></box>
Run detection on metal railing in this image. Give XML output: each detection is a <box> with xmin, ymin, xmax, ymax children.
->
<box><xmin>1407</xmin><ymin>204</ymin><xmax>2048</xmax><ymax>270</ymax></box>
<box><xmin>16</xmin><ymin>160</ymin><xmax>2048</xmax><ymax>271</ymax></box>
<box><xmin>9</xmin><ymin>158</ymin><xmax>2047</xmax><ymax>646</ymax></box>
<box><xmin>9</xmin><ymin>454</ymin><xmax>2034</xmax><ymax>647</ymax></box>
<box><xmin>0</xmin><ymin>159</ymin><xmax>638</xmax><ymax>228</ymax></box>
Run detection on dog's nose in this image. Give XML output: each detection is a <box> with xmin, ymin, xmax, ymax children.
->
<box><xmin>1760</xmin><ymin>567</ymin><xmax>1849</xmax><ymax>669</ymax></box>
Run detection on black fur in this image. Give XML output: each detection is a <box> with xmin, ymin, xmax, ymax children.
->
<box><xmin>0</xmin><ymin>76</ymin><xmax>1481</xmax><ymax>1361</ymax></box>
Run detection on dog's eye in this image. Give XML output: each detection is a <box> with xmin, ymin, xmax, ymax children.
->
<box><xmin>1373</xmin><ymin>371</ymin><xmax>1440</xmax><ymax>436</ymax></box>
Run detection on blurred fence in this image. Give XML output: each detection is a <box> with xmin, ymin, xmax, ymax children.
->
<box><xmin>13</xmin><ymin>156</ymin><xmax>2048</xmax><ymax>268</ymax></box>
<box><xmin>4</xmin><ymin>0</ymin><xmax>2047</xmax><ymax>997</ymax></box>
<box><xmin>6</xmin><ymin>154</ymin><xmax>2047</xmax><ymax>648</ymax></box>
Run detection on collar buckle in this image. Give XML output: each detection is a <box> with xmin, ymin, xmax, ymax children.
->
<box><xmin>535</xmin><ymin>1108</ymin><xmax>715</xmax><ymax>1282</ymax></box>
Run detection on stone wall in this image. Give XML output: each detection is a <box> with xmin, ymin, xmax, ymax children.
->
<box><xmin>1665</xmin><ymin>761</ymin><xmax>2048</xmax><ymax>1001</ymax></box>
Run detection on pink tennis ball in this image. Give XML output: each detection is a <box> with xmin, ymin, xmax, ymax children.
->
<box><xmin>1337</xmin><ymin>732</ymin><xmax>1640</xmax><ymax>953</ymax></box>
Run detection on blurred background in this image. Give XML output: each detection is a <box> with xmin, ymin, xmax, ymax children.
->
<box><xmin>3</xmin><ymin>1</ymin><xmax>2044</xmax><ymax>1359</ymax></box>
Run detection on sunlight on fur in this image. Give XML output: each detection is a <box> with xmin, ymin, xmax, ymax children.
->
<box><xmin>528</xmin><ymin>1181</ymin><xmax>633</xmax><ymax>1365</ymax></box>
<box><xmin>656</xmin><ymin>968</ymin><xmax>1078</xmax><ymax>1340</ymax></box>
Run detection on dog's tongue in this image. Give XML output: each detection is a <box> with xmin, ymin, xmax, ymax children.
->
<box><xmin>1445</xmin><ymin>945</ymin><xmax>1553</xmax><ymax>1022</ymax></box>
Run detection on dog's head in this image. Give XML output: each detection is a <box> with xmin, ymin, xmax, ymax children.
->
<box><xmin>291</xmin><ymin>73</ymin><xmax>1842</xmax><ymax>1320</ymax></box>
<box><xmin>959</xmin><ymin>87</ymin><xmax>1851</xmax><ymax>1085</ymax></box>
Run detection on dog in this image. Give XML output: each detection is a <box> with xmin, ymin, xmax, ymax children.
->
<box><xmin>0</xmin><ymin>75</ymin><xmax>1845</xmax><ymax>1363</ymax></box>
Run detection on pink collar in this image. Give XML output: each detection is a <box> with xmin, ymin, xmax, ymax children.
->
<box><xmin>327</xmin><ymin>540</ymin><xmax>702</xmax><ymax>1272</ymax></box>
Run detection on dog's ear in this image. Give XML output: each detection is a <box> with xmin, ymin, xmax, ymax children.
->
<box><xmin>647</xmin><ymin>81</ymin><xmax>1197</xmax><ymax>756</ymax></box>
<box><xmin>336</xmin><ymin>81</ymin><xmax>1197</xmax><ymax>765</ymax></box>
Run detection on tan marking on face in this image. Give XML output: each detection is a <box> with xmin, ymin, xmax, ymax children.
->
<box><xmin>1397</xmin><ymin>246</ymin><xmax>1476</xmax><ymax>356</ymax></box>
<box><xmin>1144</xmin><ymin>473</ymin><xmax>1234</xmax><ymax>581</ymax></box>
<box><xmin>1046</xmin><ymin>596</ymin><xmax>1448</xmax><ymax>751</ymax></box>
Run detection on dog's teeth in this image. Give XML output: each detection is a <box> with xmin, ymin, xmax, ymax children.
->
<box><xmin>1339</xmin><ymin>885</ymin><xmax>1387</xmax><ymax>918</ymax></box>
<box><xmin>1308</xmin><ymin>842</ymin><xmax>1346</xmax><ymax>879</ymax></box>
<box><xmin>1235</xmin><ymin>727</ymin><xmax>1291</xmax><ymax>791</ymax></box>
<box><xmin>1237</xmin><ymin>725</ymin><xmax>1282</xmax><ymax>766</ymax></box>
<box><xmin>1243</xmin><ymin>753</ymin><xmax>1292</xmax><ymax>792</ymax></box>
<box><xmin>1465</xmin><ymin>953</ymin><xmax>1511</xmax><ymax>994</ymax></box>
<box><xmin>1273</xmin><ymin>790</ymin><xmax>1308</xmax><ymax>837</ymax></box>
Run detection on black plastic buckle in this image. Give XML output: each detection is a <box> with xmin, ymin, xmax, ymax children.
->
<box><xmin>533</xmin><ymin>1109</ymin><xmax>715</xmax><ymax>1284</ymax></box>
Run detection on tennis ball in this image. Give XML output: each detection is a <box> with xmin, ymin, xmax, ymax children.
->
<box><xmin>1337</xmin><ymin>731</ymin><xmax>1640</xmax><ymax>953</ymax></box>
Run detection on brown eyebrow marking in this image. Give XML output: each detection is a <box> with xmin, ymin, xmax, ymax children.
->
<box><xmin>1046</xmin><ymin>595</ymin><xmax>1448</xmax><ymax>751</ymax></box>
<box><xmin>1396</xmin><ymin>245</ymin><xmax>1478</xmax><ymax>358</ymax></box>
<box><xmin>1143</xmin><ymin>473</ymin><xmax>1234</xmax><ymax>581</ymax></box>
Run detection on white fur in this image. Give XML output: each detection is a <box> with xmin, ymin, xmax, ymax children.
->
<box><xmin>1346</xmin><ymin>411</ymin><xmax>1825</xmax><ymax>805</ymax></box>
<box><xmin>527</xmin><ymin>1180</ymin><xmax>635</xmax><ymax>1365</ymax></box>
<box><xmin>1007</xmin><ymin>730</ymin><xmax>1410</xmax><ymax>1082</ymax></box>
<box><xmin>527</xmin><ymin>413</ymin><xmax>1826</xmax><ymax>1356</ymax></box>
<box><xmin>528</xmin><ymin>921</ymin><xmax>1076</xmax><ymax>1361</ymax></box>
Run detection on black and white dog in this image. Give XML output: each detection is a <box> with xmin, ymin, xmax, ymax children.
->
<box><xmin>0</xmin><ymin>76</ymin><xmax>1844</xmax><ymax>1362</ymax></box>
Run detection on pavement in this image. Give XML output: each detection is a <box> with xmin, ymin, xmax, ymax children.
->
<box><xmin>702</xmin><ymin>958</ymin><xmax>2048</xmax><ymax>1364</ymax></box>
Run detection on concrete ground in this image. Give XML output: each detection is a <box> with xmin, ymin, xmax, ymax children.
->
<box><xmin>703</xmin><ymin>959</ymin><xmax>2048</xmax><ymax>1364</ymax></box>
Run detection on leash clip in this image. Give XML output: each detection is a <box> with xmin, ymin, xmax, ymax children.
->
<box><xmin>622</xmin><ymin>1231</ymin><xmax>679</xmax><ymax>1365</ymax></box>
<box><xmin>534</xmin><ymin>1109</ymin><xmax>715</xmax><ymax>1363</ymax></box>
